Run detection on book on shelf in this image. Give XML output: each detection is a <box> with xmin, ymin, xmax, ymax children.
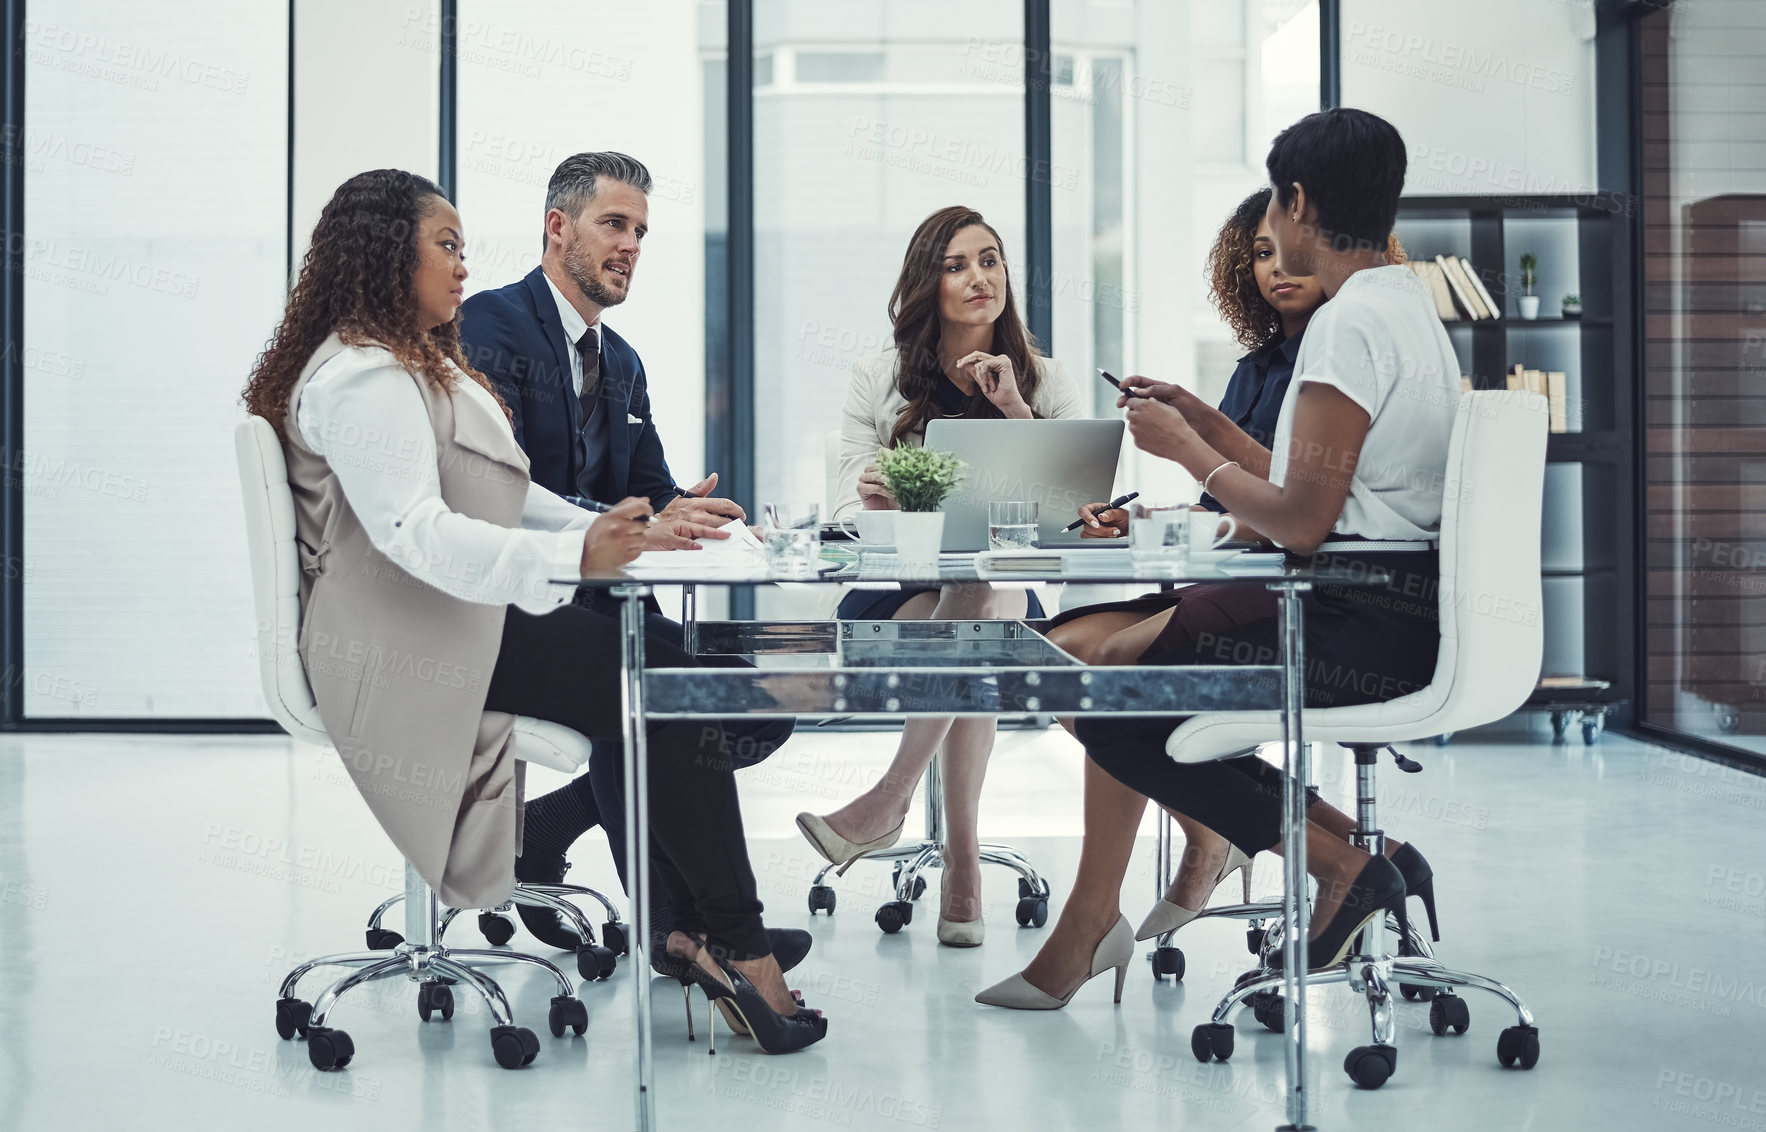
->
<box><xmin>1409</xmin><ymin>261</ymin><xmax>1460</xmax><ymax>320</ymax></box>
<box><xmin>1547</xmin><ymin>371</ymin><xmax>1567</xmax><ymax>433</ymax></box>
<box><xmin>1437</xmin><ymin>255</ymin><xmax>1489</xmax><ymax>319</ymax></box>
<box><xmin>1462</xmin><ymin>259</ymin><xmax>1501</xmax><ymax>320</ymax></box>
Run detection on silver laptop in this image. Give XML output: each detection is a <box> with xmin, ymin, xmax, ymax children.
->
<box><xmin>922</xmin><ymin>418</ymin><xmax>1125</xmax><ymax>552</ymax></box>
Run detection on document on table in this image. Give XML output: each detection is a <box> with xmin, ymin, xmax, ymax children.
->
<box><xmin>625</xmin><ymin>518</ymin><xmax>769</xmax><ymax>577</ymax></box>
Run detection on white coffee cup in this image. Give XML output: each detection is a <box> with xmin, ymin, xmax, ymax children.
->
<box><xmin>839</xmin><ymin>510</ymin><xmax>896</xmax><ymax>545</ymax></box>
<box><xmin>1187</xmin><ymin>510</ymin><xmax>1239</xmax><ymax>555</ymax></box>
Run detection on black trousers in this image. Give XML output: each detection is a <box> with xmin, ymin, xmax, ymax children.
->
<box><xmin>483</xmin><ymin>600</ymin><xmax>788</xmax><ymax>960</ymax></box>
<box><xmin>1076</xmin><ymin>551</ymin><xmax>1441</xmax><ymax>856</ymax></box>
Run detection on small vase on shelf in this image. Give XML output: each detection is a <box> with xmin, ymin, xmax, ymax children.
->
<box><xmin>1518</xmin><ymin>295</ymin><xmax>1540</xmax><ymax>320</ymax></box>
<box><xmin>1561</xmin><ymin>293</ymin><xmax>1582</xmax><ymax>320</ymax></box>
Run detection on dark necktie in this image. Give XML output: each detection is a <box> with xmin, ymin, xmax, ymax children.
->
<box><xmin>576</xmin><ymin>326</ymin><xmax>601</xmax><ymax>423</ymax></box>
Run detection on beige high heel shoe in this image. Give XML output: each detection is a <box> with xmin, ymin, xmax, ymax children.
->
<box><xmin>973</xmin><ymin>915</ymin><xmax>1134</xmax><ymax>1010</ymax></box>
<box><xmin>1134</xmin><ymin>844</ymin><xmax>1253</xmax><ymax>942</ymax></box>
<box><xmin>795</xmin><ymin>812</ymin><xmax>904</xmax><ymax>875</ymax></box>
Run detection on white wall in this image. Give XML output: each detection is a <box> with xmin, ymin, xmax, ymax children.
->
<box><xmin>1342</xmin><ymin>0</ymin><xmax>1597</xmax><ymax>197</ymax></box>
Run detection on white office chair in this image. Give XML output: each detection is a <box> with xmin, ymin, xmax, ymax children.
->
<box><xmin>236</xmin><ymin>416</ymin><xmax>618</xmax><ymax>1069</ymax></box>
<box><xmin>1164</xmin><ymin>391</ymin><xmax>1547</xmax><ymax>1089</ymax></box>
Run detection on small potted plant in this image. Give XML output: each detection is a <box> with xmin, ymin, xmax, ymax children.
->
<box><xmin>876</xmin><ymin>445</ymin><xmax>966</xmax><ymax>569</ymax></box>
<box><xmin>1561</xmin><ymin>292</ymin><xmax>1582</xmax><ymax>320</ymax></box>
<box><xmin>1518</xmin><ymin>253</ymin><xmax>1540</xmax><ymax>320</ymax></box>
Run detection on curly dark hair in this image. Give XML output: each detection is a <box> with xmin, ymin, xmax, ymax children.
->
<box><xmin>1206</xmin><ymin>187</ymin><xmax>1408</xmax><ymax>353</ymax></box>
<box><xmin>243</xmin><ymin>168</ymin><xmax>499</xmax><ymax>434</ymax></box>
<box><xmin>886</xmin><ymin>205</ymin><xmax>1041</xmax><ymax>449</ymax></box>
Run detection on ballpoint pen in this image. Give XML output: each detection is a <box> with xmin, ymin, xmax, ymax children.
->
<box><xmin>1063</xmin><ymin>490</ymin><xmax>1140</xmax><ymax>531</ymax></box>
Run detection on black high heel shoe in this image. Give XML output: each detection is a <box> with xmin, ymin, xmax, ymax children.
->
<box><xmin>655</xmin><ymin>936</ymin><xmax>816</xmax><ymax>1046</ymax></box>
<box><xmin>1276</xmin><ymin>856</ymin><xmax>1405</xmax><ymax>972</ymax></box>
<box><xmin>700</xmin><ymin>952</ymin><xmax>827</xmax><ymax>1056</ymax></box>
<box><xmin>649</xmin><ymin>928</ymin><xmax>813</xmax><ymax>978</ymax></box>
<box><xmin>1387</xmin><ymin>843</ymin><xmax>1441</xmax><ymax>943</ymax></box>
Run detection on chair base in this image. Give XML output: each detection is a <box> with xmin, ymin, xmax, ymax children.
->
<box><xmin>364</xmin><ymin>881</ymin><xmax>628</xmax><ymax>960</ymax></box>
<box><xmin>804</xmin><ymin>757</ymin><xmax>1050</xmax><ymax>933</ymax></box>
<box><xmin>1158</xmin><ymin>742</ymin><xmax>1540</xmax><ymax>1088</ymax></box>
<box><xmin>277</xmin><ymin>863</ymin><xmax>588</xmax><ymax>1070</ymax></box>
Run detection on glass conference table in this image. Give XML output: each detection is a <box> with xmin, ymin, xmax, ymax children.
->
<box><xmin>564</xmin><ymin>545</ymin><xmax>1390</xmax><ymax>1132</ymax></box>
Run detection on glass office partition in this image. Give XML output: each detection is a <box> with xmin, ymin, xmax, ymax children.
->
<box><xmin>1638</xmin><ymin>2</ymin><xmax>1766</xmax><ymax>756</ymax></box>
<box><xmin>21</xmin><ymin>0</ymin><xmax>287</xmax><ymax>716</ymax></box>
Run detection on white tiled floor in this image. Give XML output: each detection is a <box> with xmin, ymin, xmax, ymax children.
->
<box><xmin>2</xmin><ymin>722</ymin><xmax>1763</xmax><ymax>1131</ymax></box>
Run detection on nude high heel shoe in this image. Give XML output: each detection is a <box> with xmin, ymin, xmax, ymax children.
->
<box><xmin>973</xmin><ymin>915</ymin><xmax>1134</xmax><ymax>1010</ymax></box>
<box><xmin>1134</xmin><ymin>844</ymin><xmax>1253</xmax><ymax>942</ymax></box>
<box><xmin>795</xmin><ymin>812</ymin><xmax>904</xmax><ymax>875</ymax></box>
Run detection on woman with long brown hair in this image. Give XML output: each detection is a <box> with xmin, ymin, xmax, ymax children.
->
<box><xmin>245</xmin><ymin>168</ymin><xmax>825</xmax><ymax>1053</ymax></box>
<box><xmin>799</xmin><ymin>205</ymin><xmax>1083</xmax><ymax>947</ymax></box>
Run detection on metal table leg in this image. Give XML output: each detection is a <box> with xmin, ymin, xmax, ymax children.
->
<box><xmin>1275</xmin><ymin>581</ymin><xmax>1313</xmax><ymax>1132</ymax></box>
<box><xmin>681</xmin><ymin>583</ymin><xmax>698</xmax><ymax>656</ymax></box>
<box><xmin>614</xmin><ymin>584</ymin><xmax>655</xmax><ymax>1132</ymax></box>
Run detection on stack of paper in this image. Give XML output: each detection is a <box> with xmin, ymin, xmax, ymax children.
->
<box><xmin>626</xmin><ymin>519</ymin><xmax>769</xmax><ymax>575</ymax></box>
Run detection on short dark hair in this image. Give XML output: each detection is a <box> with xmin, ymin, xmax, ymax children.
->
<box><xmin>1265</xmin><ymin>108</ymin><xmax>1407</xmax><ymax>252</ymax></box>
<box><xmin>542</xmin><ymin>151</ymin><xmax>652</xmax><ymax>249</ymax></box>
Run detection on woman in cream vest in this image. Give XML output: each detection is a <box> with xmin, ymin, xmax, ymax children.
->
<box><xmin>242</xmin><ymin>169</ymin><xmax>824</xmax><ymax>1053</ymax></box>
<box><xmin>798</xmin><ymin>206</ymin><xmax>1083</xmax><ymax>947</ymax></box>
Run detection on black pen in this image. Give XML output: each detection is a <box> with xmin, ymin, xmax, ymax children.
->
<box><xmin>1064</xmin><ymin>491</ymin><xmax>1140</xmax><ymax>531</ymax></box>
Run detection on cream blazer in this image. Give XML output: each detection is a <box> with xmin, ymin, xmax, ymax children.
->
<box><xmin>830</xmin><ymin>348</ymin><xmax>1085</xmax><ymax>521</ymax></box>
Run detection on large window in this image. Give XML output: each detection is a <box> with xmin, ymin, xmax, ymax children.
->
<box><xmin>21</xmin><ymin>1</ymin><xmax>287</xmax><ymax>717</ymax></box>
<box><xmin>1050</xmin><ymin>0</ymin><xmax>1318</xmax><ymax>503</ymax></box>
<box><xmin>750</xmin><ymin>0</ymin><xmax>1026</xmax><ymax>518</ymax></box>
<box><xmin>455</xmin><ymin>0</ymin><xmax>721</xmax><ymax>488</ymax></box>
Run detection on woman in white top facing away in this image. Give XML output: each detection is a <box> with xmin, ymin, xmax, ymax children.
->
<box><xmin>977</xmin><ymin>109</ymin><xmax>1460</xmax><ymax>1009</ymax></box>
<box><xmin>242</xmin><ymin>169</ymin><xmax>824</xmax><ymax>1053</ymax></box>
<box><xmin>799</xmin><ymin>205</ymin><xmax>1083</xmax><ymax>947</ymax></box>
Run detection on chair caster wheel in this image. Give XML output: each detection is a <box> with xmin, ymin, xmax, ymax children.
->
<box><xmin>490</xmin><ymin>1025</ymin><xmax>540</xmax><ymax>1068</ymax></box>
<box><xmin>1190</xmin><ymin>1022</ymin><xmax>1234</xmax><ymax>1062</ymax></box>
<box><xmin>274</xmin><ymin>996</ymin><xmax>312</xmax><ymax>1040</ymax></box>
<box><xmin>306</xmin><ymin>1026</ymin><xmax>355</xmax><ymax>1071</ymax></box>
<box><xmin>1429</xmin><ymin>992</ymin><xmax>1471</xmax><ymax>1035</ymax></box>
<box><xmin>1014</xmin><ymin>896</ymin><xmax>1048</xmax><ymax>928</ymax></box>
<box><xmin>577</xmin><ymin>944</ymin><xmax>617</xmax><ymax>981</ymax></box>
<box><xmin>1344</xmin><ymin>1043</ymin><xmax>1397</xmax><ymax>1089</ymax></box>
<box><xmin>1149</xmin><ymin>946</ymin><xmax>1185</xmax><ymax>981</ymax></box>
<box><xmin>910</xmin><ymin>876</ymin><xmax>927</xmax><ymax>900</ymax></box>
<box><xmin>1251</xmin><ymin>991</ymin><xmax>1286</xmax><ymax>1033</ymax></box>
<box><xmin>1017</xmin><ymin>877</ymin><xmax>1050</xmax><ymax>900</ymax></box>
<box><xmin>808</xmin><ymin>885</ymin><xmax>837</xmax><ymax>915</ymax></box>
<box><xmin>477</xmin><ymin>912</ymin><xmax>516</xmax><ymax>947</ymax></box>
<box><xmin>364</xmin><ymin>928</ymin><xmax>403</xmax><ymax>950</ymax></box>
<box><xmin>1497</xmin><ymin>1024</ymin><xmax>1540</xmax><ymax>1069</ymax></box>
<box><xmin>1400</xmin><ymin>982</ymin><xmax>1437</xmax><ymax>1002</ymax></box>
<box><xmin>1246</xmin><ymin>926</ymin><xmax>1266</xmax><ymax>954</ymax></box>
<box><xmin>417</xmin><ymin>982</ymin><xmax>455</xmax><ymax>1022</ymax></box>
<box><xmin>875</xmin><ymin>901</ymin><xmax>912</xmax><ymax>933</ymax></box>
<box><xmin>601</xmin><ymin>920</ymin><xmax>629</xmax><ymax>956</ymax></box>
<box><xmin>548</xmin><ymin>995</ymin><xmax>589</xmax><ymax>1037</ymax></box>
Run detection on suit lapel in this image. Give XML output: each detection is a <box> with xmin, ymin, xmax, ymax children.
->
<box><xmin>522</xmin><ymin>267</ymin><xmax>583</xmax><ymax>476</ymax></box>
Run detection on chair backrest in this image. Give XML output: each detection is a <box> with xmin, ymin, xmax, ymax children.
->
<box><xmin>234</xmin><ymin>416</ymin><xmax>330</xmax><ymax>745</ymax></box>
<box><xmin>1426</xmin><ymin>388</ymin><xmax>1548</xmax><ymax>731</ymax></box>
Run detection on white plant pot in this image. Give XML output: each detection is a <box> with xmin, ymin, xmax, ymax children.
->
<box><xmin>893</xmin><ymin>511</ymin><xmax>945</xmax><ymax>571</ymax></box>
<box><xmin>1518</xmin><ymin>295</ymin><xmax>1541</xmax><ymax>320</ymax></box>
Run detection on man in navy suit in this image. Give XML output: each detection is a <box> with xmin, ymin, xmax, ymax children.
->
<box><xmin>460</xmin><ymin>152</ymin><xmax>800</xmax><ymax>971</ymax></box>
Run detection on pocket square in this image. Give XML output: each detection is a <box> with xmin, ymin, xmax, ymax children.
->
<box><xmin>626</xmin><ymin>412</ymin><xmax>643</xmax><ymax>425</ymax></box>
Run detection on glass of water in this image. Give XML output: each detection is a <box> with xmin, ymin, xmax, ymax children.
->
<box><xmin>987</xmin><ymin>501</ymin><xmax>1040</xmax><ymax>550</ymax></box>
<box><xmin>762</xmin><ymin>502</ymin><xmax>821</xmax><ymax>576</ymax></box>
<box><xmin>1128</xmin><ymin>503</ymin><xmax>1188</xmax><ymax>573</ymax></box>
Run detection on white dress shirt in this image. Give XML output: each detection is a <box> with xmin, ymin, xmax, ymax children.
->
<box><xmin>543</xmin><ymin>272</ymin><xmax>598</xmax><ymax>397</ymax></box>
<box><xmin>1267</xmin><ymin>264</ymin><xmax>1460</xmax><ymax>542</ymax></box>
<box><xmin>295</xmin><ymin>344</ymin><xmax>594</xmax><ymax>615</ymax></box>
